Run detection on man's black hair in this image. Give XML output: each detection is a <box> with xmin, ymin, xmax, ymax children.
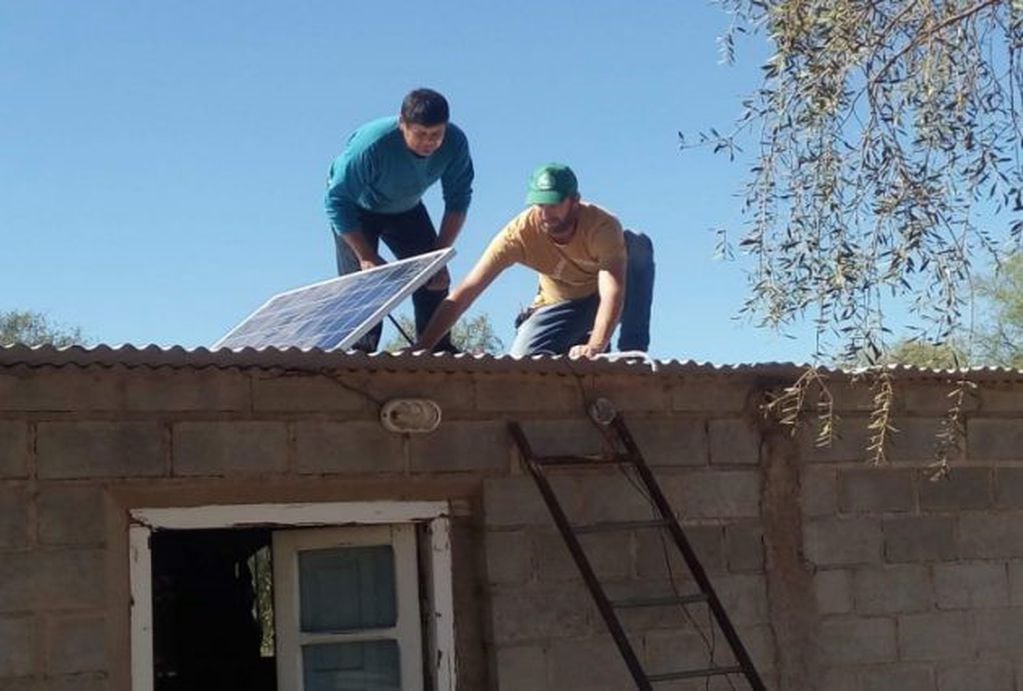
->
<box><xmin>400</xmin><ymin>88</ymin><xmax>450</xmax><ymax>127</ymax></box>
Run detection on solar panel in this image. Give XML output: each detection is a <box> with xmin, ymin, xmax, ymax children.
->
<box><xmin>213</xmin><ymin>248</ymin><xmax>454</xmax><ymax>351</ymax></box>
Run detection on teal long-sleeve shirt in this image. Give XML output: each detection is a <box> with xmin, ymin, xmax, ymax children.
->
<box><xmin>325</xmin><ymin>116</ymin><xmax>474</xmax><ymax>235</ymax></box>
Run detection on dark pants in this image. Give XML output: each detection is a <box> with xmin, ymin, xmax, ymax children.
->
<box><xmin>333</xmin><ymin>203</ymin><xmax>454</xmax><ymax>352</ymax></box>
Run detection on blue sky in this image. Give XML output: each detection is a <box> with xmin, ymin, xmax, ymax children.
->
<box><xmin>1</xmin><ymin>1</ymin><xmax>827</xmax><ymax>363</ymax></box>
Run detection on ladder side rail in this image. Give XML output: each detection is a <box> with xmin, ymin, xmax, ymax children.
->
<box><xmin>610</xmin><ymin>416</ymin><xmax>767</xmax><ymax>691</ymax></box>
<box><xmin>507</xmin><ymin>422</ymin><xmax>652</xmax><ymax>691</ymax></box>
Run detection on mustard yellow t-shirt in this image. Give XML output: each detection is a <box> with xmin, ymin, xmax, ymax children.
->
<box><xmin>480</xmin><ymin>202</ymin><xmax>625</xmax><ymax>307</ymax></box>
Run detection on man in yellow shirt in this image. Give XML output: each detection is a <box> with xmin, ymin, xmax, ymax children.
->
<box><xmin>415</xmin><ymin>163</ymin><xmax>653</xmax><ymax>357</ymax></box>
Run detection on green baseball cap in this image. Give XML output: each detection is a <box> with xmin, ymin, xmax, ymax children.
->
<box><xmin>525</xmin><ymin>163</ymin><xmax>578</xmax><ymax>205</ymax></box>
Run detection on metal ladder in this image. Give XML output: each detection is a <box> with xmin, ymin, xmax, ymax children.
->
<box><xmin>507</xmin><ymin>405</ymin><xmax>766</xmax><ymax>690</ymax></box>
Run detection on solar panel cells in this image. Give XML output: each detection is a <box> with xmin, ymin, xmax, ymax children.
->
<box><xmin>213</xmin><ymin>248</ymin><xmax>454</xmax><ymax>351</ymax></box>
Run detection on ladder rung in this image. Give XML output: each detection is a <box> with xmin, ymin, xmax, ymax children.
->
<box><xmin>647</xmin><ymin>665</ymin><xmax>744</xmax><ymax>682</ymax></box>
<box><xmin>611</xmin><ymin>593</ymin><xmax>708</xmax><ymax>608</ymax></box>
<box><xmin>572</xmin><ymin>519</ymin><xmax>669</xmax><ymax>534</ymax></box>
<box><xmin>534</xmin><ymin>453</ymin><xmax>635</xmax><ymax>467</ymax></box>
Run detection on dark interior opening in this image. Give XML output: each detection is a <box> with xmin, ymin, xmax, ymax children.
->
<box><xmin>151</xmin><ymin>527</ymin><xmax>277</xmax><ymax>691</ymax></box>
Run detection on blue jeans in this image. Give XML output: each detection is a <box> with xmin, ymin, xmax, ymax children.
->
<box><xmin>509</xmin><ymin>230</ymin><xmax>655</xmax><ymax>357</ymax></box>
<box><xmin>333</xmin><ymin>203</ymin><xmax>454</xmax><ymax>352</ymax></box>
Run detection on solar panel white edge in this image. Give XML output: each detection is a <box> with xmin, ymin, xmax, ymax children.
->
<box><xmin>212</xmin><ymin>247</ymin><xmax>456</xmax><ymax>351</ymax></box>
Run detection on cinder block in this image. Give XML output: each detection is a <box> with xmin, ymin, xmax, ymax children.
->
<box><xmin>968</xmin><ymin>419</ymin><xmax>1023</xmax><ymax>462</ymax></box>
<box><xmin>815</xmin><ymin>569</ymin><xmax>852</xmax><ymax>614</ymax></box>
<box><xmin>883</xmin><ymin>515</ymin><xmax>957</xmax><ymax>562</ymax></box>
<box><xmin>994</xmin><ymin>467</ymin><xmax>1023</xmax><ymax>508</ymax></box>
<box><xmin>902</xmin><ymin>383</ymin><xmax>979</xmax><ymax>415</ymax></box>
<box><xmin>643</xmin><ymin>628</ymin><xmax>723</xmax><ymax>679</ymax></box>
<box><xmin>724</xmin><ymin>522</ymin><xmax>764</xmax><ymax>572</ymax></box>
<box><xmin>37</xmin><ymin>422</ymin><xmax>163</xmax><ymax>479</ymax></box>
<box><xmin>799</xmin><ymin>416</ymin><xmax>871</xmax><ymax>463</ymax></box>
<box><xmin>535</xmin><ymin>530</ymin><xmax>630</xmax><ymax>582</ymax></box>
<box><xmin>0</xmin><ymin>550</ymin><xmax>104</xmax><ymax>611</ymax></box>
<box><xmin>736</xmin><ymin>624</ymin><xmax>777</xmax><ymax>679</ymax></box>
<box><xmin>590</xmin><ymin>375</ymin><xmax>671</xmax><ymax>412</ymax></box>
<box><xmin>0</xmin><ymin>614</ymin><xmax>34</xmax><ymax>677</ymax></box>
<box><xmin>959</xmin><ymin>513</ymin><xmax>1023</xmax><ymax>559</ymax></box>
<box><xmin>1009</xmin><ymin>561</ymin><xmax>1023</xmax><ymax>605</ymax></box>
<box><xmin>662</xmin><ymin>470</ymin><xmax>761</xmax><ymax>519</ymax></box>
<box><xmin>495</xmin><ymin>644</ymin><xmax>547</xmax><ymax>691</ymax></box>
<box><xmin>547</xmin><ymin>636</ymin><xmax>633</xmax><ymax>691</ymax></box>
<box><xmin>897</xmin><ymin>611</ymin><xmax>975</xmax><ymax>661</ymax></box>
<box><xmin>0</xmin><ymin>673</ymin><xmax>109</xmax><ymax>690</ymax></box>
<box><xmin>123</xmin><ymin>368</ymin><xmax>249</xmax><ymax>412</ymax></box>
<box><xmin>0</xmin><ymin>368</ymin><xmax>123</xmax><ymax>412</ymax></box>
<box><xmin>825</xmin><ymin>382</ymin><xmax>880</xmax><ymax>413</ymax></box>
<box><xmin>887</xmin><ymin>418</ymin><xmax>956</xmax><ymax>463</ymax></box>
<box><xmin>252</xmin><ymin>371</ymin><xmax>367</xmax><ymax>412</ymax></box>
<box><xmin>933</xmin><ymin>563</ymin><xmax>1008</xmax><ymax>609</ymax></box>
<box><xmin>367</xmin><ymin>371</ymin><xmax>477</xmax><ymax>414</ymax></box>
<box><xmin>838</xmin><ymin>468</ymin><xmax>915</xmax><ymax>513</ymax></box>
<box><xmin>0</xmin><ymin>484</ymin><xmax>30</xmax><ymax>548</ymax></box>
<box><xmin>488</xmin><ymin>585</ymin><xmax>593</xmax><ymax>644</ymax></box>
<box><xmin>635</xmin><ymin>524</ymin><xmax>724</xmax><ymax>579</ymax></box>
<box><xmin>852</xmin><ymin>565</ymin><xmax>933</xmax><ymax>615</ymax></box>
<box><xmin>294</xmin><ymin>421</ymin><xmax>404</xmax><ymax>474</ymax></box>
<box><xmin>804</xmin><ymin>517</ymin><xmax>883</xmax><ymax>566</ymax></box>
<box><xmin>671</xmin><ymin>378</ymin><xmax>749</xmax><ymax>413</ymax></box>
<box><xmin>37</xmin><ymin>486</ymin><xmax>105</xmax><ymax>546</ymax></box>
<box><xmin>978</xmin><ymin>387</ymin><xmax>1023</xmax><ymax>412</ymax></box>
<box><xmin>918</xmin><ymin>467</ymin><xmax>992</xmax><ymax>510</ymax></box>
<box><xmin>485</xmin><ymin>530</ymin><xmax>533</xmax><ymax>585</ymax></box>
<box><xmin>0</xmin><ymin>421</ymin><xmax>29</xmax><ymax>478</ymax></box>
<box><xmin>409</xmin><ymin>421</ymin><xmax>508</xmax><ymax>472</ymax></box>
<box><xmin>800</xmin><ymin>467</ymin><xmax>837</xmax><ymax>517</ymax></box>
<box><xmin>974</xmin><ymin>608</ymin><xmax>1023</xmax><ymax>655</ymax></box>
<box><xmin>708</xmin><ymin>418</ymin><xmax>760</xmax><ymax>466</ymax></box>
<box><xmin>476</xmin><ymin>374</ymin><xmax>582</xmax><ymax>412</ymax></box>
<box><xmin>817</xmin><ymin>667</ymin><xmax>860</xmax><ymax>691</ymax></box>
<box><xmin>484</xmin><ymin>476</ymin><xmax>575</xmax><ymax>528</ymax></box>
<box><xmin>599</xmin><ymin>579</ymin><xmax>693</xmax><ymax>631</ymax></box>
<box><xmin>46</xmin><ymin>615</ymin><xmax>106</xmax><ymax>674</ymax></box>
<box><xmin>513</xmin><ymin>419</ymin><xmax>603</xmax><ymax>459</ymax></box>
<box><xmin>817</xmin><ymin>616</ymin><xmax>897</xmax><ymax>665</ymax></box>
<box><xmin>714</xmin><ymin>574</ymin><xmax>769</xmax><ymax>625</ymax></box>
<box><xmin>858</xmin><ymin>665</ymin><xmax>934</xmax><ymax>691</ymax></box>
<box><xmin>173</xmin><ymin>421</ymin><xmax>287</xmax><ymax>476</ymax></box>
<box><xmin>575</xmin><ymin>473</ymin><xmax>662</xmax><ymax>524</ymax></box>
<box><xmin>627</xmin><ymin>417</ymin><xmax>708</xmax><ymax>467</ymax></box>
<box><xmin>937</xmin><ymin>661</ymin><xmax>1013</xmax><ymax>691</ymax></box>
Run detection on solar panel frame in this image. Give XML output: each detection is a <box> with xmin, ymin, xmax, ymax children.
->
<box><xmin>213</xmin><ymin>248</ymin><xmax>455</xmax><ymax>351</ymax></box>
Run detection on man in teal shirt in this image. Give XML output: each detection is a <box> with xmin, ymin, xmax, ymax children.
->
<box><xmin>325</xmin><ymin>88</ymin><xmax>474</xmax><ymax>351</ymax></box>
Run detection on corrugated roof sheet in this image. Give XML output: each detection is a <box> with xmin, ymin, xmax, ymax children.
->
<box><xmin>1</xmin><ymin>343</ymin><xmax>1021</xmax><ymax>382</ymax></box>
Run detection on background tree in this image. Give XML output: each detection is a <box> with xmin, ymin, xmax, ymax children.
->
<box><xmin>862</xmin><ymin>251</ymin><xmax>1023</xmax><ymax>368</ymax></box>
<box><xmin>848</xmin><ymin>338</ymin><xmax>969</xmax><ymax>368</ymax></box>
<box><xmin>384</xmin><ymin>313</ymin><xmax>505</xmax><ymax>355</ymax></box>
<box><xmin>973</xmin><ymin>251</ymin><xmax>1023</xmax><ymax>367</ymax></box>
<box><xmin>0</xmin><ymin>309</ymin><xmax>87</xmax><ymax>347</ymax></box>
<box><xmin>697</xmin><ymin>0</ymin><xmax>1023</xmax><ymax>363</ymax></box>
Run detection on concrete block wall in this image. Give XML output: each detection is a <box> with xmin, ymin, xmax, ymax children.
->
<box><xmin>3</xmin><ymin>362</ymin><xmax>1023</xmax><ymax>690</ymax></box>
<box><xmin>793</xmin><ymin>380</ymin><xmax>1023</xmax><ymax>691</ymax></box>
<box><xmin>482</xmin><ymin>376</ymin><xmax>777</xmax><ymax>691</ymax></box>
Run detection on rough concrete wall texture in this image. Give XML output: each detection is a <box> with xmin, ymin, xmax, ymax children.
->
<box><xmin>2</xmin><ymin>363</ymin><xmax>1023</xmax><ymax>690</ymax></box>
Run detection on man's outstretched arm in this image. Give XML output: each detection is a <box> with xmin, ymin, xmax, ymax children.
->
<box><xmin>414</xmin><ymin>257</ymin><xmax>503</xmax><ymax>351</ymax></box>
<box><xmin>569</xmin><ymin>255</ymin><xmax>627</xmax><ymax>359</ymax></box>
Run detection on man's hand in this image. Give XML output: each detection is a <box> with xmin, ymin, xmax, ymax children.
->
<box><xmin>426</xmin><ymin>266</ymin><xmax>451</xmax><ymax>291</ymax></box>
<box><xmin>569</xmin><ymin>344</ymin><xmax>603</xmax><ymax>359</ymax></box>
<box><xmin>359</xmin><ymin>256</ymin><xmax>385</xmax><ymax>272</ymax></box>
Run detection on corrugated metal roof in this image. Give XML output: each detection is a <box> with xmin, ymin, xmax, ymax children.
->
<box><xmin>1</xmin><ymin>343</ymin><xmax>1021</xmax><ymax>382</ymax></box>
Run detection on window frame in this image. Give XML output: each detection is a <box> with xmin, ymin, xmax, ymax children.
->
<box><xmin>128</xmin><ymin>501</ymin><xmax>455</xmax><ymax>691</ymax></box>
<box><xmin>273</xmin><ymin>524</ymin><xmax>422</xmax><ymax>691</ymax></box>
